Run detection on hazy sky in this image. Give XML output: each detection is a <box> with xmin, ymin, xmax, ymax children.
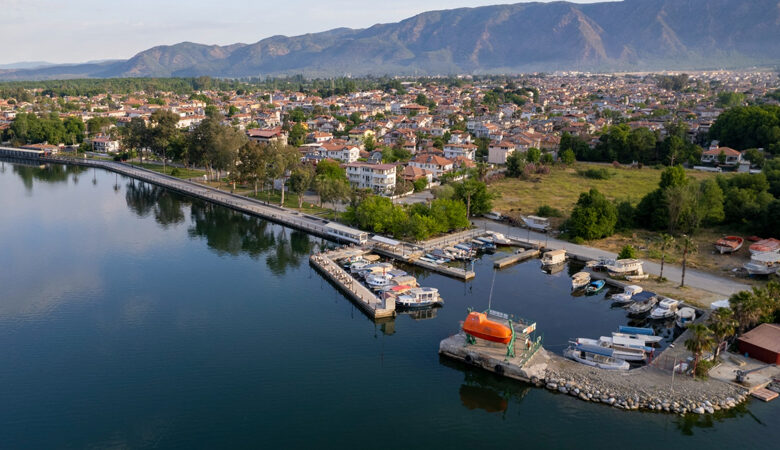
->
<box><xmin>1</xmin><ymin>0</ymin><xmax>602</xmax><ymax>64</ymax></box>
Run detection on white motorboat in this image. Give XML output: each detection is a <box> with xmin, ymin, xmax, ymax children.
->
<box><xmin>610</xmin><ymin>285</ymin><xmax>643</xmax><ymax>304</ymax></box>
<box><xmin>743</xmin><ymin>252</ymin><xmax>780</xmax><ymax>275</ymax></box>
<box><xmin>396</xmin><ymin>287</ymin><xmax>442</xmax><ymax>308</ymax></box>
<box><xmin>574</xmin><ymin>337</ymin><xmax>647</xmax><ymax>362</ymax></box>
<box><xmin>613</xmin><ymin>325</ymin><xmax>663</xmax><ymax>344</ymax></box>
<box><xmin>365</xmin><ymin>273</ymin><xmax>392</xmax><ymax>289</ymax></box>
<box><xmin>627</xmin><ymin>296</ymin><xmax>658</xmax><ymax>317</ymax></box>
<box><xmin>605</xmin><ymin>259</ymin><xmax>644</xmax><ymax>278</ymax></box>
<box><xmin>487</xmin><ymin>231</ymin><xmax>512</xmax><ymax>246</ymax></box>
<box><xmin>650</xmin><ymin>298</ymin><xmax>680</xmax><ymax>320</ymax></box>
<box><xmin>349</xmin><ymin>261</ymin><xmax>369</xmax><ymax>274</ymax></box>
<box><xmin>541</xmin><ymin>249</ymin><xmax>566</xmax><ymax>266</ymax></box>
<box><xmin>675</xmin><ymin>307</ymin><xmax>696</xmax><ymax>329</ymax></box>
<box><xmin>571</xmin><ymin>272</ymin><xmax>591</xmax><ymax>290</ymax></box>
<box><xmin>522</xmin><ymin>215</ymin><xmax>551</xmax><ymax>232</ymax></box>
<box><xmin>564</xmin><ymin>345</ymin><xmax>630</xmax><ymax>370</ymax></box>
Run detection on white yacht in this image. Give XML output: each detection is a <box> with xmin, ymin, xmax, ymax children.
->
<box><xmin>675</xmin><ymin>307</ymin><xmax>696</xmax><ymax>329</ymax></box>
<box><xmin>396</xmin><ymin>287</ymin><xmax>442</xmax><ymax>308</ymax></box>
<box><xmin>574</xmin><ymin>337</ymin><xmax>647</xmax><ymax>362</ymax></box>
<box><xmin>365</xmin><ymin>273</ymin><xmax>393</xmax><ymax>289</ymax></box>
<box><xmin>650</xmin><ymin>299</ymin><xmax>680</xmax><ymax>320</ymax></box>
<box><xmin>541</xmin><ymin>249</ymin><xmax>566</xmax><ymax>266</ymax></box>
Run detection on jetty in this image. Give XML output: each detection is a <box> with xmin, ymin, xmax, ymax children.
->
<box><xmin>494</xmin><ymin>249</ymin><xmax>540</xmax><ymax>269</ymax></box>
<box><xmin>309</xmin><ymin>248</ymin><xmax>395</xmax><ymax>320</ymax></box>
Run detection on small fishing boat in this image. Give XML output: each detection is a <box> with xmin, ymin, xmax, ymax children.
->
<box><xmin>574</xmin><ymin>338</ymin><xmax>648</xmax><ymax>362</ymax></box>
<box><xmin>628</xmin><ymin>296</ymin><xmax>658</xmax><ymax>317</ymax></box>
<box><xmin>749</xmin><ymin>238</ymin><xmax>780</xmax><ymax>255</ymax></box>
<box><xmin>715</xmin><ymin>236</ymin><xmax>744</xmax><ymax>254</ymax></box>
<box><xmin>571</xmin><ymin>272</ymin><xmax>591</xmax><ymax>290</ymax></box>
<box><xmin>613</xmin><ymin>325</ymin><xmax>663</xmax><ymax>344</ymax></box>
<box><xmin>418</xmin><ymin>256</ymin><xmax>438</xmax><ymax>264</ymax></box>
<box><xmin>462</xmin><ymin>311</ymin><xmax>513</xmax><ymax>344</ymax></box>
<box><xmin>349</xmin><ymin>261</ymin><xmax>369</xmax><ymax>274</ymax></box>
<box><xmin>585</xmin><ymin>280</ymin><xmax>606</xmax><ymax>295</ymax></box>
<box><xmin>610</xmin><ymin>285</ymin><xmax>643</xmax><ymax>304</ymax></box>
<box><xmin>650</xmin><ymin>298</ymin><xmax>680</xmax><ymax>320</ymax></box>
<box><xmin>564</xmin><ymin>344</ymin><xmax>630</xmax><ymax>370</ymax></box>
<box><xmin>675</xmin><ymin>307</ymin><xmax>696</xmax><ymax>329</ymax></box>
<box><xmin>396</xmin><ymin>287</ymin><xmax>442</xmax><ymax>309</ymax></box>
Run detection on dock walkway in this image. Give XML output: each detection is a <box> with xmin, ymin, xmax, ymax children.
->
<box><xmin>39</xmin><ymin>157</ymin><xmax>334</xmax><ymax>239</ymax></box>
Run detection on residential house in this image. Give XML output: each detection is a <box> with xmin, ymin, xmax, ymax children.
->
<box><xmin>488</xmin><ymin>141</ymin><xmax>516</xmax><ymax>164</ymax></box>
<box><xmin>247</xmin><ymin>128</ymin><xmax>288</xmax><ymax>146</ymax></box>
<box><xmin>408</xmin><ymin>154</ymin><xmax>454</xmax><ymax>178</ymax></box>
<box><xmin>91</xmin><ymin>136</ymin><xmax>120</xmax><ymax>153</ymax></box>
<box><xmin>443</xmin><ymin>143</ymin><xmax>477</xmax><ymax>161</ymax></box>
<box><xmin>701</xmin><ymin>146</ymin><xmax>741</xmax><ymax>165</ymax></box>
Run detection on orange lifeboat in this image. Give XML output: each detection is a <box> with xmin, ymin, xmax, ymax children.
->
<box><xmin>462</xmin><ymin>312</ymin><xmax>513</xmax><ymax>344</ymax></box>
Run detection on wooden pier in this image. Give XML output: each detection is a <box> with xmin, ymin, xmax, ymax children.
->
<box><xmin>494</xmin><ymin>249</ymin><xmax>540</xmax><ymax>269</ymax></box>
<box><xmin>309</xmin><ymin>250</ymin><xmax>395</xmax><ymax>320</ymax></box>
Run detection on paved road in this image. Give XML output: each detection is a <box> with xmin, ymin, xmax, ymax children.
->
<box><xmin>473</xmin><ymin>218</ymin><xmax>750</xmax><ymax>298</ymax></box>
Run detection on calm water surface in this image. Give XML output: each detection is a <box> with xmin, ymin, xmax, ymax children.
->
<box><xmin>0</xmin><ymin>161</ymin><xmax>777</xmax><ymax>449</ymax></box>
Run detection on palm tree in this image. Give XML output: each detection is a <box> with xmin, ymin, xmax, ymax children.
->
<box><xmin>729</xmin><ymin>290</ymin><xmax>764</xmax><ymax>334</ymax></box>
<box><xmin>678</xmin><ymin>234</ymin><xmax>696</xmax><ymax>288</ymax></box>
<box><xmin>708</xmin><ymin>308</ymin><xmax>737</xmax><ymax>360</ymax></box>
<box><xmin>685</xmin><ymin>323</ymin><xmax>715</xmax><ymax>378</ymax></box>
<box><xmin>658</xmin><ymin>233</ymin><xmax>675</xmax><ymax>281</ymax></box>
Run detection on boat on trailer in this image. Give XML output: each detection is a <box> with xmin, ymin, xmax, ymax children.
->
<box><xmin>715</xmin><ymin>236</ymin><xmax>744</xmax><ymax>254</ymax></box>
<box><xmin>564</xmin><ymin>344</ymin><xmax>630</xmax><ymax>370</ymax></box>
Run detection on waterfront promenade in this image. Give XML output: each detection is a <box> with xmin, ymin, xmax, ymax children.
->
<box><xmin>24</xmin><ymin>156</ymin><xmax>751</xmax><ymax>298</ymax></box>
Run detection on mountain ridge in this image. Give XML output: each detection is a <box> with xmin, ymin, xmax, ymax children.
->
<box><xmin>1</xmin><ymin>0</ymin><xmax>779</xmax><ymax>81</ymax></box>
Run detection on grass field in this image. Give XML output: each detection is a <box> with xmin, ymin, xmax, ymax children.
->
<box><xmin>127</xmin><ymin>162</ymin><xmax>207</xmax><ymax>179</ymax></box>
<box><xmin>489</xmin><ymin>163</ymin><xmax>720</xmax><ymax>218</ymax></box>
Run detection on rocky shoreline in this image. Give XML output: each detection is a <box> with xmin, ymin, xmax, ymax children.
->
<box><xmin>531</xmin><ymin>355</ymin><xmax>750</xmax><ymax>415</ymax></box>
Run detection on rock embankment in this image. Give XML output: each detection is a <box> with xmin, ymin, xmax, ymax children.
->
<box><xmin>533</xmin><ymin>354</ymin><xmax>749</xmax><ymax>414</ymax></box>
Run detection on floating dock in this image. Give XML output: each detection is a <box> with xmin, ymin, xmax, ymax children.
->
<box><xmin>494</xmin><ymin>249</ymin><xmax>540</xmax><ymax>269</ymax></box>
<box><xmin>752</xmin><ymin>388</ymin><xmax>779</xmax><ymax>402</ymax></box>
<box><xmin>310</xmin><ymin>250</ymin><xmax>395</xmax><ymax>320</ymax></box>
<box><xmin>371</xmin><ymin>246</ymin><xmax>476</xmax><ymax>280</ymax></box>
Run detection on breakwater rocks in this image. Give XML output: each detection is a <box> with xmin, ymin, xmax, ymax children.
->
<box><xmin>532</xmin><ymin>364</ymin><xmax>749</xmax><ymax>415</ymax></box>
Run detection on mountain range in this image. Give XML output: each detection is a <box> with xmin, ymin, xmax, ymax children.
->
<box><xmin>2</xmin><ymin>0</ymin><xmax>779</xmax><ymax>81</ymax></box>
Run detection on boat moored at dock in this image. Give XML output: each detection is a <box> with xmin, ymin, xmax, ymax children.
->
<box><xmin>564</xmin><ymin>344</ymin><xmax>630</xmax><ymax>370</ymax></box>
<box><xmin>675</xmin><ymin>307</ymin><xmax>696</xmax><ymax>329</ymax></box>
<box><xmin>395</xmin><ymin>287</ymin><xmax>442</xmax><ymax>309</ymax></box>
<box><xmin>585</xmin><ymin>280</ymin><xmax>606</xmax><ymax>295</ymax></box>
<box><xmin>650</xmin><ymin>298</ymin><xmax>680</xmax><ymax>320</ymax></box>
<box><xmin>541</xmin><ymin>249</ymin><xmax>566</xmax><ymax>267</ymax></box>
<box><xmin>610</xmin><ymin>285</ymin><xmax>643</xmax><ymax>304</ymax></box>
<box><xmin>571</xmin><ymin>272</ymin><xmax>591</xmax><ymax>290</ymax></box>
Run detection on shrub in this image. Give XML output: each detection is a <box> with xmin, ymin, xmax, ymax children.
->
<box><xmin>571</xmin><ymin>236</ymin><xmax>585</xmax><ymax>244</ymax></box>
<box><xmin>618</xmin><ymin>244</ymin><xmax>637</xmax><ymax>259</ymax></box>
<box><xmin>413</xmin><ymin>178</ymin><xmax>427</xmax><ymax>192</ymax></box>
<box><xmin>577</xmin><ymin>167</ymin><xmax>613</xmax><ymax>180</ymax></box>
<box><xmin>536</xmin><ymin>205</ymin><xmax>563</xmax><ymax>217</ymax></box>
<box><xmin>170</xmin><ymin>168</ymin><xmax>181</xmax><ymax>176</ymax></box>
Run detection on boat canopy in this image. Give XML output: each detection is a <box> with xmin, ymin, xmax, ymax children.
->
<box><xmin>371</xmin><ymin>235</ymin><xmax>401</xmax><ymax>247</ymax></box>
<box><xmin>576</xmin><ymin>343</ymin><xmax>614</xmax><ymax>357</ymax></box>
<box><xmin>618</xmin><ymin>325</ymin><xmax>655</xmax><ymax>336</ymax></box>
<box><xmin>631</xmin><ymin>291</ymin><xmax>656</xmax><ymax>302</ymax></box>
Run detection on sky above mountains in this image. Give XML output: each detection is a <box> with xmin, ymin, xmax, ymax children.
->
<box><xmin>2</xmin><ymin>0</ymin><xmax>601</xmax><ymax>65</ymax></box>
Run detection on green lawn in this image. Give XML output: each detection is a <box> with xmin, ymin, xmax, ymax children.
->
<box><xmin>490</xmin><ymin>163</ymin><xmax>721</xmax><ymax>217</ymax></box>
<box><xmin>127</xmin><ymin>162</ymin><xmax>206</xmax><ymax>179</ymax></box>
<box><xmin>244</xmin><ymin>190</ymin><xmax>337</xmax><ymax>217</ymax></box>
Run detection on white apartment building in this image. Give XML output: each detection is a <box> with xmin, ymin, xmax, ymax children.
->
<box><xmin>344</xmin><ymin>163</ymin><xmax>397</xmax><ymax>195</ymax></box>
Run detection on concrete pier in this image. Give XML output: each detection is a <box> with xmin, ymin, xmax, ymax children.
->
<box><xmin>309</xmin><ymin>250</ymin><xmax>395</xmax><ymax>320</ymax></box>
<box><xmin>494</xmin><ymin>249</ymin><xmax>540</xmax><ymax>269</ymax></box>
<box><xmin>439</xmin><ymin>332</ymin><xmax>548</xmax><ymax>382</ymax></box>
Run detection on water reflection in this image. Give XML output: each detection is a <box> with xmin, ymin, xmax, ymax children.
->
<box><xmin>11</xmin><ymin>163</ymin><xmax>86</xmax><ymax>191</ymax></box>
<box><xmin>674</xmin><ymin>403</ymin><xmax>752</xmax><ymax>436</ymax></box>
<box><xmin>442</xmin><ymin>357</ymin><xmax>531</xmax><ymax>417</ymax></box>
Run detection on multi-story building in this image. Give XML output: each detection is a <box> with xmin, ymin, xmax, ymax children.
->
<box><xmin>344</xmin><ymin>162</ymin><xmax>397</xmax><ymax>195</ymax></box>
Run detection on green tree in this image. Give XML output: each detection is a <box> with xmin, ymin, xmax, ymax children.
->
<box><xmin>685</xmin><ymin>323</ymin><xmax>715</xmax><ymax>378</ymax></box>
<box><xmin>657</xmin><ymin>233</ymin><xmax>675</xmax><ymax>281</ymax></box>
<box><xmin>454</xmin><ymin>178</ymin><xmax>493</xmax><ymax>217</ymax></box>
<box><xmin>121</xmin><ymin>117</ymin><xmax>149</xmax><ymax>164</ymax></box>
<box><xmin>678</xmin><ymin>234</ymin><xmax>696</xmax><ymax>288</ymax></box>
<box><xmin>288</xmin><ymin>165</ymin><xmax>315</xmax><ymax>209</ymax></box>
<box><xmin>412</xmin><ymin>177</ymin><xmax>427</xmax><ymax>192</ymax></box>
<box><xmin>566</xmin><ymin>189</ymin><xmax>618</xmax><ymax>240</ymax></box>
<box><xmin>237</xmin><ymin>141</ymin><xmax>268</xmax><ymax>195</ymax></box>
<box><xmin>148</xmin><ymin>109</ymin><xmax>180</xmax><ymax>172</ymax></box>
<box><xmin>526</xmin><ymin>147</ymin><xmax>541</xmax><ymax>163</ymax></box>
<box><xmin>266</xmin><ymin>142</ymin><xmax>301</xmax><ymax>206</ymax></box>
<box><xmin>708</xmin><ymin>308</ymin><xmax>737</xmax><ymax>360</ymax></box>
<box><xmin>505</xmin><ymin>151</ymin><xmax>525</xmax><ymax>177</ymax></box>
<box><xmin>560</xmin><ymin>148</ymin><xmax>576</xmax><ymax>165</ymax></box>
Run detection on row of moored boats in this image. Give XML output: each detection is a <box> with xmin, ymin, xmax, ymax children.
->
<box><xmin>341</xmin><ymin>255</ymin><xmax>443</xmax><ymax>309</ymax></box>
<box><xmin>565</xmin><ymin>325</ymin><xmax>671</xmax><ymax>370</ymax></box>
